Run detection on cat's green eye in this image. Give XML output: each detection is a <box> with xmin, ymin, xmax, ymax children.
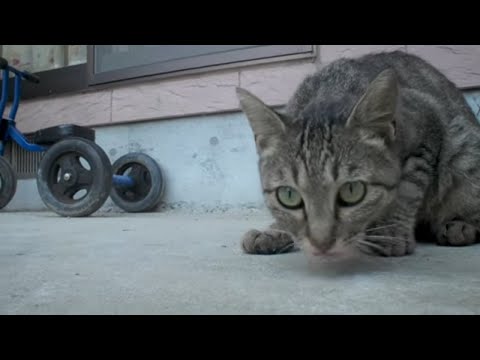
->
<box><xmin>338</xmin><ymin>181</ymin><xmax>366</xmax><ymax>206</ymax></box>
<box><xmin>276</xmin><ymin>186</ymin><xmax>303</xmax><ymax>209</ymax></box>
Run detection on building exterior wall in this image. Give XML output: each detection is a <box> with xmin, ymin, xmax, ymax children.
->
<box><xmin>3</xmin><ymin>45</ymin><xmax>480</xmax><ymax>212</ymax></box>
<box><xmin>5</xmin><ymin>90</ymin><xmax>480</xmax><ymax>212</ymax></box>
<box><xmin>9</xmin><ymin>45</ymin><xmax>480</xmax><ymax>134</ymax></box>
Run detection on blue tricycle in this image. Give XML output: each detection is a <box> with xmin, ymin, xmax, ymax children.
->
<box><xmin>0</xmin><ymin>56</ymin><xmax>165</xmax><ymax>216</ymax></box>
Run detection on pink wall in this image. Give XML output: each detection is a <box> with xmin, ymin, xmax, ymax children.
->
<box><xmin>319</xmin><ymin>45</ymin><xmax>480</xmax><ymax>88</ymax></box>
<box><xmin>12</xmin><ymin>45</ymin><xmax>480</xmax><ymax>133</ymax></box>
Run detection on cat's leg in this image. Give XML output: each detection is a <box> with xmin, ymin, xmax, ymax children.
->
<box><xmin>431</xmin><ymin>177</ymin><xmax>480</xmax><ymax>247</ymax></box>
<box><xmin>435</xmin><ymin>221</ymin><xmax>478</xmax><ymax>246</ymax></box>
<box><xmin>430</xmin><ymin>121</ymin><xmax>480</xmax><ymax>247</ymax></box>
<box><xmin>366</xmin><ymin>147</ymin><xmax>435</xmax><ymax>257</ymax></box>
<box><xmin>241</xmin><ymin>222</ymin><xmax>299</xmax><ymax>255</ymax></box>
<box><xmin>366</xmin><ymin>194</ymin><xmax>418</xmax><ymax>257</ymax></box>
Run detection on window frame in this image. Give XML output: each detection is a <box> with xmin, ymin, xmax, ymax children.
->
<box><xmin>10</xmin><ymin>63</ymin><xmax>88</xmax><ymax>100</ymax></box>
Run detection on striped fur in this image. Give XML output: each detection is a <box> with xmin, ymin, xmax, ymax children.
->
<box><xmin>237</xmin><ymin>51</ymin><xmax>480</xmax><ymax>258</ymax></box>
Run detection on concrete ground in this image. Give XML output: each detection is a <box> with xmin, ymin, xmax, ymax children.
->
<box><xmin>1</xmin><ymin>210</ymin><xmax>480</xmax><ymax>315</ymax></box>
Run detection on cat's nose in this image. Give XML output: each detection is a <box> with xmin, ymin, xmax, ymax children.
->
<box><xmin>308</xmin><ymin>237</ymin><xmax>334</xmax><ymax>254</ymax></box>
<box><xmin>307</xmin><ymin>232</ymin><xmax>335</xmax><ymax>254</ymax></box>
<box><xmin>307</xmin><ymin>221</ymin><xmax>335</xmax><ymax>253</ymax></box>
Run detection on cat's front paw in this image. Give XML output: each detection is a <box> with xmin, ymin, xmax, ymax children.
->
<box><xmin>241</xmin><ymin>229</ymin><xmax>296</xmax><ymax>255</ymax></box>
<box><xmin>436</xmin><ymin>221</ymin><xmax>478</xmax><ymax>246</ymax></box>
<box><xmin>364</xmin><ymin>224</ymin><xmax>416</xmax><ymax>257</ymax></box>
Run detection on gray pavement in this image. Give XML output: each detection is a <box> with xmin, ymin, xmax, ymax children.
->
<box><xmin>1</xmin><ymin>210</ymin><xmax>479</xmax><ymax>314</ymax></box>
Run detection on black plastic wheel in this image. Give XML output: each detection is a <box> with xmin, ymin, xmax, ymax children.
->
<box><xmin>36</xmin><ymin>137</ymin><xmax>112</xmax><ymax>217</ymax></box>
<box><xmin>0</xmin><ymin>156</ymin><xmax>17</xmax><ymax>210</ymax></box>
<box><xmin>110</xmin><ymin>153</ymin><xmax>164</xmax><ymax>212</ymax></box>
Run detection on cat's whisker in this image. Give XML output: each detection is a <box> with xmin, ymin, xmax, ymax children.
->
<box><xmin>365</xmin><ymin>235</ymin><xmax>404</xmax><ymax>244</ymax></box>
<box><xmin>365</xmin><ymin>224</ymin><xmax>397</xmax><ymax>232</ymax></box>
<box><xmin>458</xmin><ymin>173</ymin><xmax>480</xmax><ymax>190</ymax></box>
<box><xmin>366</xmin><ymin>234</ymin><xmax>402</xmax><ymax>239</ymax></box>
<box><xmin>357</xmin><ymin>239</ymin><xmax>384</xmax><ymax>252</ymax></box>
<box><xmin>341</xmin><ymin>233</ymin><xmax>359</xmax><ymax>245</ymax></box>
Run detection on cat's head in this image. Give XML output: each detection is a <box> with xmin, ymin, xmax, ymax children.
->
<box><xmin>237</xmin><ymin>69</ymin><xmax>402</xmax><ymax>257</ymax></box>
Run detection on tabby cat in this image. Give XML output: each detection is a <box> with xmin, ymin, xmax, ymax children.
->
<box><xmin>236</xmin><ymin>50</ymin><xmax>480</xmax><ymax>258</ymax></box>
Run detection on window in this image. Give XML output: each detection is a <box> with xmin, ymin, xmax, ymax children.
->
<box><xmin>1</xmin><ymin>45</ymin><xmax>314</xmax><ymax>99</ymax></box>
<box><xmin>0</xmin><ymin>45</ymin><xmax>88</xmax><ymax>99</ymax></box>
<box><xmin>1</xmin><ymin>45</ymin><xmax>86</xmax><ymax>72</ymax></box>
<box><xmin>89</xmin><ymin>45</ymin><xmax>314</xmax><ymax>85</ymax></box>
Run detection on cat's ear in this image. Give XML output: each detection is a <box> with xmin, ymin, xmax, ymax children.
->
<box><xmin>236</xmin><ymin>87</ymin><xmax>286</xmax><ymax>152</ymax></box>
<box><xmin>346</xmin><ymin>69</ymin><xmax>398</xmax><ymax>141</ymax></box>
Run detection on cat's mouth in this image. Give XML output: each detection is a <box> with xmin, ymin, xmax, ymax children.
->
<box><xmin>304</xmin><ymin>237</ymin><xmax>354</xmax><ymax>258</ymax></box>
<box><xmin>309</xmin><ymin>243</ymin><xmax>336</xmax><ymax>256</ymax></box>
<box><xmin>312</xmin><ymin>249</ymin><xmax>341</xmax><ymax>257</ymax></box>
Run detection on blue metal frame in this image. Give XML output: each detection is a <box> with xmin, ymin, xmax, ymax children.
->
<box><xmin>7</xmin><ymin>125</ymin><xmax>46</xmax><ymax>152</ymax></box>
<box><xmin>9</xmin><ymin>74</ymin><xmax>22</xmax><ymax>120</ymax></box>
<box><xmin>113</xmin><ymin>174</ymin><xmax>136</xmax><ymax>187</ymax></box>
<box><xmin>1</xmin><ymin>66</ymin><xmax>48</xmax><ymax>156</ymax></box>
<box><xmin>1</xmin><ymin>62</ymin><xmax>135</xmax><ymax>189</ymax></box>
<box><xmin>0</xmin><ymin>68</ymin><xmax>9</xmax><ymax>120</ymax></box>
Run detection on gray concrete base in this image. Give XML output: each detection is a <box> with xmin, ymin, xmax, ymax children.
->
<box><xmin>1</xmin><ymin>211</ymin><xmax>480</xmax><ymax>315</ymax></box>
<box><xmin>5</xmin><ymin>90</ymin><xmax>480</xmax><ymax>212</ymax></box>
<box><xmin>5</xmin><ymin>112</ymin><xmax>264</xmax><ymax>212</ymax></box>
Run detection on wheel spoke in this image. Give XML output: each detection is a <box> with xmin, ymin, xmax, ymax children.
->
<box><xmin>129</xmin><ymin>165</ymin><xmax>143</xmax><ymax>181</ymax></box>
<box><xmin>65</xmin><ymin>184</ymin><xmax>88</xmax><ymax>201</ymax></box>
<box><xmin>51</xmin><ymin>182</ymin><xmax>69</xmax><ymax>197</ymax></box>
<box><xmin>124</xmin><ymin>164</ymin><xmax>150</xmax><ymax>199</ymax></box>
<box><xmin>57</xmin><ymin>154</ymin><xmax>77</xmax><ymax>170</ymax></box>
<box><xmin>77</xmin><ymin>168</ymin><xmax>94</xmax><ymax>186</ymax></box>
<box><xmin>64</xmin><ymin>185</ymin><xmax>84</xmax><ymax>199</ymax></box>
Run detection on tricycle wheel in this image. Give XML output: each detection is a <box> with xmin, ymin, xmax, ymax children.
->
<box><xmin>36</xmin><ymin>137</ymin><xmax>112</xmax><ymax>217</ymax></box>
<box><xmin>0</xmin><ymin>156</ymin><xmax>17</xmax><ymax>210</ymax></box>
<box><xmin>110</xmin><ymin>153</ymin><xmax>164</xmax><ymax>212</ymax></box>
